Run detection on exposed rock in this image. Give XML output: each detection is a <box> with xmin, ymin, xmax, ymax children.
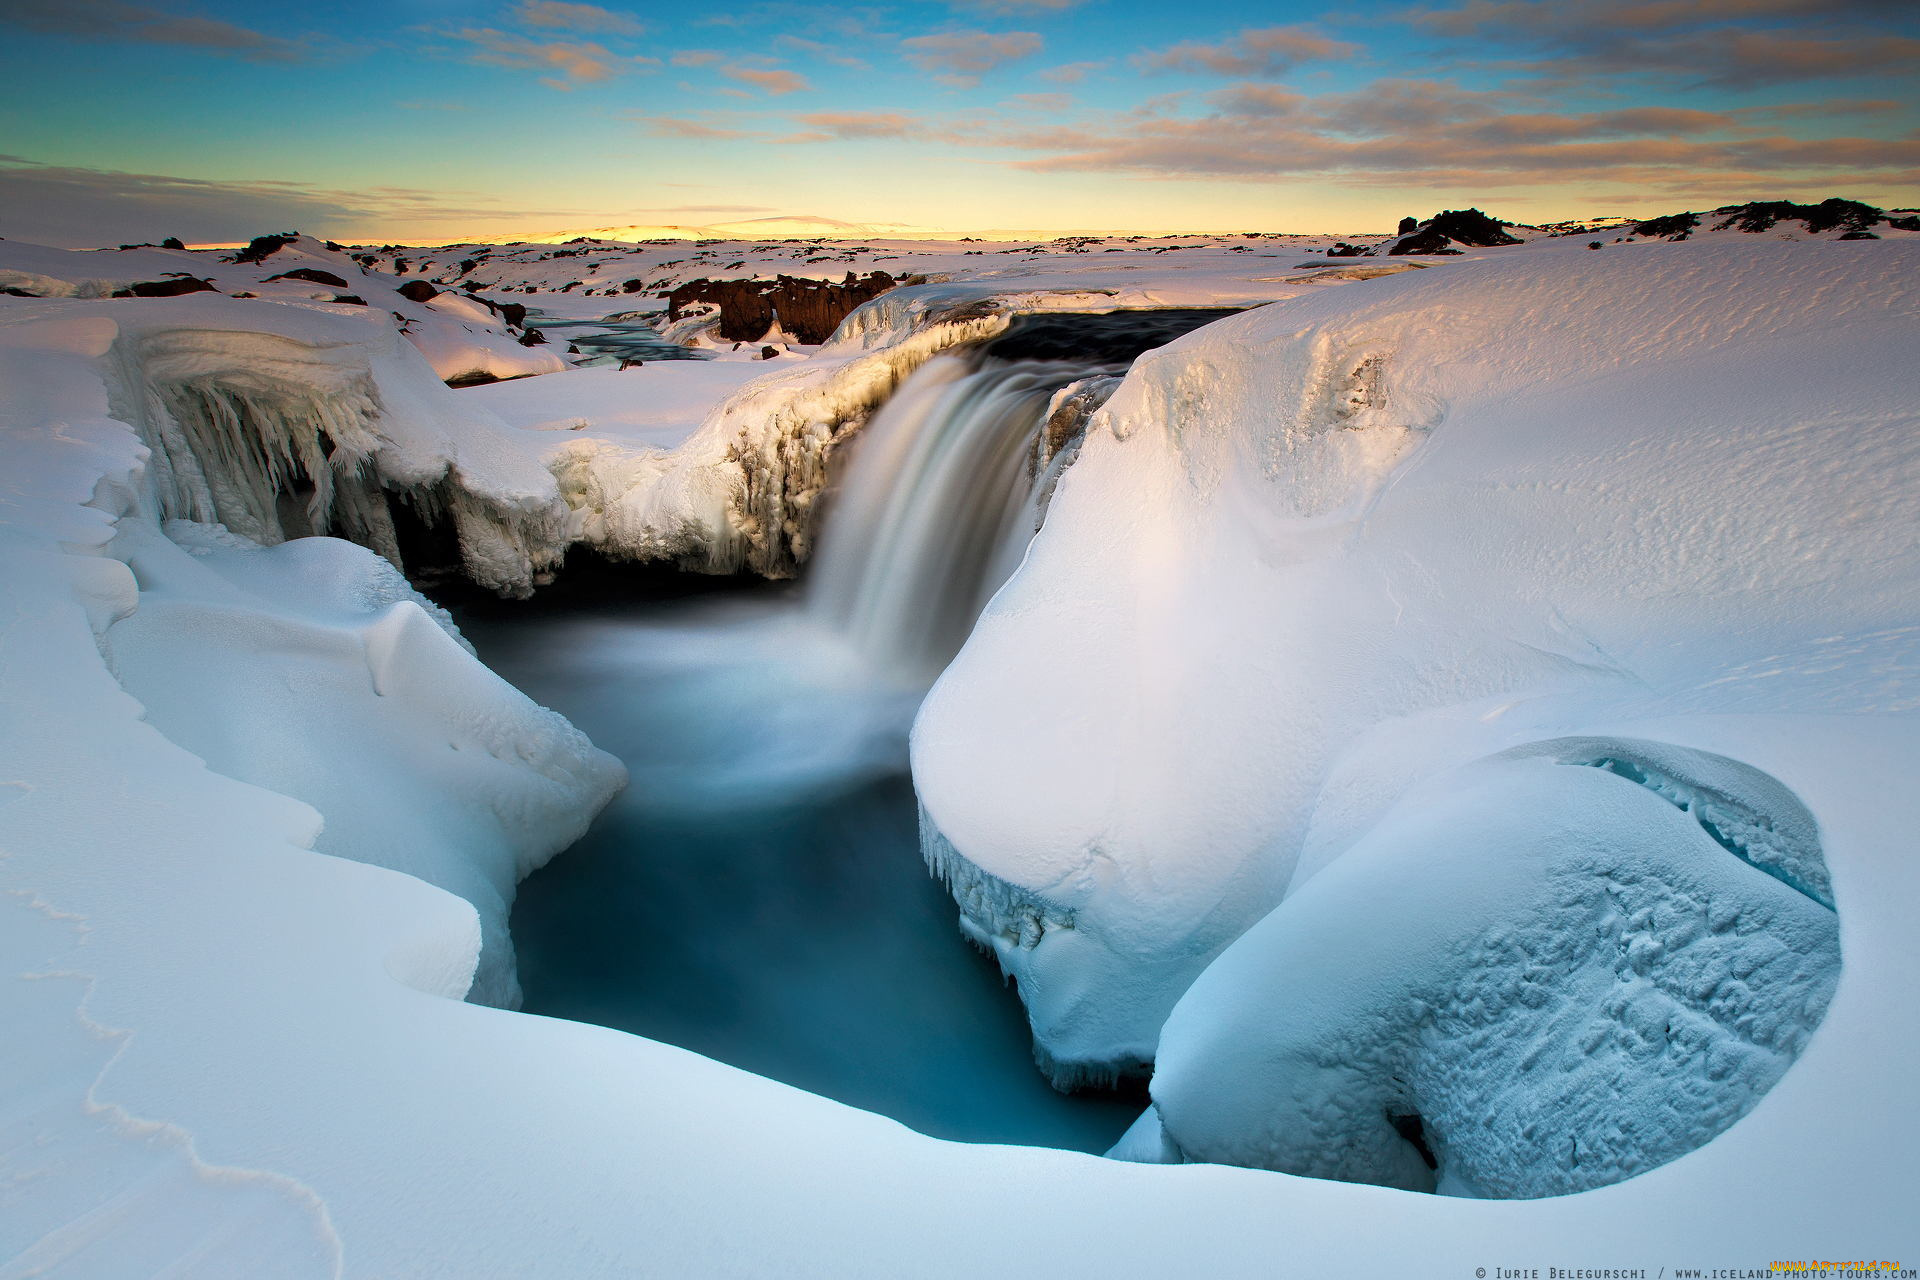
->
<box><xmin>114</xmin><ymin>276</ymin><xmax>219</xmax><ymax>298</ymax></box>
<box><xmin>231</xmin><ymin>232</ymin><xmax>298</xmax><ymax>265</ymax></box>
<box><xmin>1389</xmin><ymin>209</ymin><xmax>1521</xmax><ymax>256</ymax></box>
<box><xmin>329</xmin><ymin>294</ymin><xmax>368</xmax><ymax>306</ymax></box>
<box><xmin>160</xmin><ymin>237</ymin><xmax>185</xmax><ymax>250</ymax></box>
<box><xmin>1631</xmin><ymin>211</ymin><xmax>1700</xmax><ymax>240</ymax></box>
<box><xmin>267</xmin><ymin>267</ymin><xmax>351</xmax><ymax>289</ymax></box>
<box><xmin>1327</xmin><ymin>242</ymin><xmax>1369</xmax><ymax>257</ymax></box>
<box><xmin>396</xmin><ymin>280</ymin><xmax>440</xmax><ymax>303</ymax></box>
<box><xmin>666</xmin><ymin>271</ymin><xmax>896</xmax><ymax>345</ymax></box>
<box><xmin>498</xmin><ymin>302</ymin><xmax>529</xmax><ymax>328</ymax></box>
<box><xmin>1713</xmin><ymin>198</ymin><xmax>1879</xmax><ymax>235</ymax></box>
<box><xmin>1397</xmin><ymin>216</ymin><xmax>1418</xmax><ymax>235</ymax></box>
<box><xmin>518</xmin><ymin>328</ymin><xmax>547</xmax><ymax>346</ymax></box>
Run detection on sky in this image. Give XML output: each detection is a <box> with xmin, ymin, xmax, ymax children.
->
<box><xmin>0</xmin><ymin>0</ymin><xmax>1915</xmax><ymax>245</ymax></box>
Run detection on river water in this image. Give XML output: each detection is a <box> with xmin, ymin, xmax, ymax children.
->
<box><xmin>454</xmin><ymin>353</ymin><xmax>1145</xmax><ymax>1151</ymax></box>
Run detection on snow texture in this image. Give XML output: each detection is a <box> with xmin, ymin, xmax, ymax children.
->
<box><xmin>912</xmin><ymin>238</ymin><xmax>1919</xmax><ymax>1104</ymax></box>
<box><xmin>2</xmin><ymin>229</ymin><xmax>1917</xmax><ymax>1273</ymax></box>
<box><xmin>1150</xmin><ymin>739</ymin><xmax>1838</xmax><ymax>1198</ymax></box>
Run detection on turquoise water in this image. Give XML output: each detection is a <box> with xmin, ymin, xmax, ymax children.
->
<box><xmin>455</xmin><ymin>572</ymin><xmax>1143</xmax><ymax>1151</ymax></box>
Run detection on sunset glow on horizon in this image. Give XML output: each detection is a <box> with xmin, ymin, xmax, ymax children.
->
<box><xmin>2</xmin><ymin>0</ymin><xmax>1915</xmax><ymax>246</ymax></box>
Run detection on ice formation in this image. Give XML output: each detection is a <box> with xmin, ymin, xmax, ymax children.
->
<box><xmin>1147</xmin><ymin>739</ymin><xmax>1839</xmax><ymax>1197</ymax></box>
<box><xmin>912</xmin><ymin>239</ymin><xmax>1919</xmax><ymax>1099</ymax></box>
<box><xmin>0</xmin><ymin>297</ymin><xmax>623</xmax><ymax>1013</ymax></box>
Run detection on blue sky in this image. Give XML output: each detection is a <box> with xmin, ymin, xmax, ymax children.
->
<box><xmin>1</xmin><ymin>0</ymin><xmax>1914</xmax><ymax>244</ymax></box>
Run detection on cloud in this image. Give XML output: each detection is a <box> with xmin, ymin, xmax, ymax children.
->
<box><xmin>636</xmin><ymin>117</ymin><xmax>762</xmax><ymax>139</ymax></box>
<box><xmin>1409</xmin><ymin>0</ymin><xmax>1896</xmax><ymax>39</ymax></box>
<box><xmin>1210</xmin><ymin>84</ymin><xmax>1309</xmax><ymax>117</ymax></box>
<box><xmin>901</xmin><ymin>30</ymin><xmax>1043</xmax><ymax>84</ymax></box>
<box><xmin>0</xmin><ymin>156</ymin><xmax>581</xmax><ymax>248</ymax></box>
<box><xmin>515</xmin><ymin>1</ymin><xmax>644</xmax><ymax>36</ymax></box>
<box><xmin>1006</xmin><ymin>92</ymin><xmax>1074</xmax><ymax>112</ymax></box>
<box><xmin>948</xmin><ymin>0</ymin><xmax>1086</xmax><ymax>11</ymax></box>
<box><xmin>1136</xmin><ymin>25</ymin><xmax>1360</xmax><ymax>78</ymax></box>
<box><xmin>672</xmin><ymin>49</ymin><xmax>724</xmax><ymax>66</ymax></box>
<box><xmin>1406</xmin><ymin>0</ymin><xmax>1920</xmax><ymax>87</ymax></box>
<box><xmin>779</xmin><ymin>111</ymin><xmax>922</xmax><ymax>142</ymax></box>
<box><xmin>721</xmin><ymin>65</ymin><xmax>812</xmax><ymax>94</ymax></box>
<box><xmin>946</xmin><ymin>75</ymin><xmax>1919</xmax><ymax>199</ymax></box>
<box><xmin>0</xmin><ymin>0</ymin><xmax>303</xmax><ymax>61</ymax></box>
<box><xmin>775</xmin><ymin>34</ymin><xmax>869</xmax><ymax>67</ymax></box>
<box><xmin>453</xmin><ymin>28</ymin><xmax>656</xmax><ymax>86</ymax></box>
<box><xmin>1041</xmin><ymin>60</ymin><xmax>1104</xmax><ymax>83</ymax></box>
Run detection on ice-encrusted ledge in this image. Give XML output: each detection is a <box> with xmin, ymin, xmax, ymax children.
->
<box><xmin>919</xmin><ymin>806</ymin><xmax>1150</xmax><ymax>1091</ymax></box>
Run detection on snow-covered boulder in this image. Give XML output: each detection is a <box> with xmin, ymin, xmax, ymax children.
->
<box><xmin>46</xmin><ymin>293</ymin><xmax>570</xmax><ymax>595</ymax></box>
<box><xmin>911</xmin><ymin>237</ymin><xmax>1920</xmax><ymax>1091</ymax></box>
<box><xmin>1150</xmin><ymin>737</ymin><xmax>1838</xmax><ymax>1196</ymax></box>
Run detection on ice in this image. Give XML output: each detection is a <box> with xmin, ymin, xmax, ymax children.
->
<box><xmin>1149</xmin><ymin>741</ymin><xmax>1839</xmax><ymax>1197</ymax></box>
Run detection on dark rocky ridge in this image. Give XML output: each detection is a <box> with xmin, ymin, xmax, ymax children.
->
<box><xmin>666</xmin><ymin>272</ymin><xmax>896</xmax><ymax>345</ymax></box>
<box><xmin>1387</xmin><ymin>209</ymin><xmax>1521</xmax><ymax>256</ymax></box>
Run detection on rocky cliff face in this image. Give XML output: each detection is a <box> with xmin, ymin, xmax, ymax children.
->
<box><xmin>665</xmin><ymin>272</ymin><xmax>897</xmax><ymax>345</ymax></box>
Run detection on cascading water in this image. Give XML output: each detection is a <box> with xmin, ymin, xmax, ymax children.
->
<box><xmin>475</xmin><ymin>318</ymin><xmax>1230</xmax><ymax>1150</ymax></box>
<box><xmin>807</xmin><ymin>353</ymin><xmax>1110</xmax><ymax>681</ymax></box>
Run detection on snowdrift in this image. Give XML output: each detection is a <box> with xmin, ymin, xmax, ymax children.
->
<box><xmin>2</xmin><ymin>231</ymin><xmax>1915</xmax><ymax>1273</ymax></box>
<box><xmin>911</xmin><ymin>236</ymin><xmax>1919</xmax><ymax>1168</ymax></box>
<box><xmin>0</xmin><ymin>234</ymin><xmax>563</xmax><ymax>385</ymax></box>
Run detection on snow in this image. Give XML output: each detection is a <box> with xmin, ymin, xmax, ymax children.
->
<box><xmin>912</xmin><ymin>237</ymin><xmax>1920</xmax><ymax>1111</ymax></box>
<box><xmin>2</xmin><ymin>226</ymin><xmax>1915</xmax><ymax>1272</ymax></box>
<box><xmin>1150</xmin><ymin>739</ymin><xmax>1838</xmax><ymax>1197</ymax></box>
<box><xmin>0</xmin><ymin>234</ymin><xmax>563</xmax><ymax>385</ymax></box>
<box><xmin>104</xmin><ymin>519</ymin><xmax>623</xmax><ymax>1007</ymax></box>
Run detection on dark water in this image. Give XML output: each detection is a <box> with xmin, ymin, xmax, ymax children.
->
<box><xmin>453</xmin><ymin>567</ymin><xmax>1143</xmax><ymax>1151</ymax></box>
<box><xmin>527</xmin><ymin>311</ymin><xmax>709</xmax><ymax>365</ymax></box>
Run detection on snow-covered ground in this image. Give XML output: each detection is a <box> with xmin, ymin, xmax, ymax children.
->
<box><xmin>914</xmin><ymin>234</ymin><xmax>1917</xmax><ymax>1193</ymax></box>
<box><xmin>2</xmin><ymin>206</ymin><xmax>1916</xmax><ymax>1273</ymax></box>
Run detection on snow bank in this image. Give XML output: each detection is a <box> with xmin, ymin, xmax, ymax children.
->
<box><xmin>105</xmin><ymin>520</ymin><xmax>623</xmax><ymax>1006</ymax></box>
<box><xmin>0</xmin><ymin>234</ymin><xmax>563</xmax><ymax>385</ymax></box>
<box><xmin>87</xmin><ymin>293</ymin><xmax>572</xmax><ymax>596</ymax></box>
<box><xmin>0</xmin><ymin>303</ymin><xmax>621</xmax><ymax>1013</ymax></box>
<box><xmin>1152</xmin><ymin>738</ymin><xmax>1838</xmax><ymax>1197</ymax></box>
<box><xmin>912</xmin><ymin>238</ymin><xmax>1920</xmax><ymax>1097</ymax></box>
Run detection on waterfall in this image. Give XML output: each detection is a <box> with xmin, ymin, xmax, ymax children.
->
<box><xmin>807</xmin><ymin>352</ymin><xmax>1108</xmax><ymax>681</ymax></box>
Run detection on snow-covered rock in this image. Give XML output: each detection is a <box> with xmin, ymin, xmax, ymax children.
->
<box><xmin>911</xmin><ymin>237</ymin><xmax>1920</xmax><ymax>1099</ymax></box>
<box><xmin>0</xmin><ymin>234</ymin><xmax>563</xmax><ymax>385</ymax></box>
<box><xmin>1151</xmin><ymin>738</ymin><xmax>1838</xmax><ymax>1196</ymax></box>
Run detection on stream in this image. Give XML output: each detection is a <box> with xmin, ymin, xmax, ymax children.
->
<box><xmin>454</xmin><ymin>351</ymin><xmax>1147</xmax><ymax>1151</ymax></box>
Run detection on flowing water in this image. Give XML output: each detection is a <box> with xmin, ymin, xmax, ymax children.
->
<box><xmin>525</xmin><ymin>309</ymin><xmax>710</xmax><ymax>365</ymax></box>
<box><xmin>457</xmin><ymin>351</ymin><xmax>1143</xmax><ymax>1150</ymax></box>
